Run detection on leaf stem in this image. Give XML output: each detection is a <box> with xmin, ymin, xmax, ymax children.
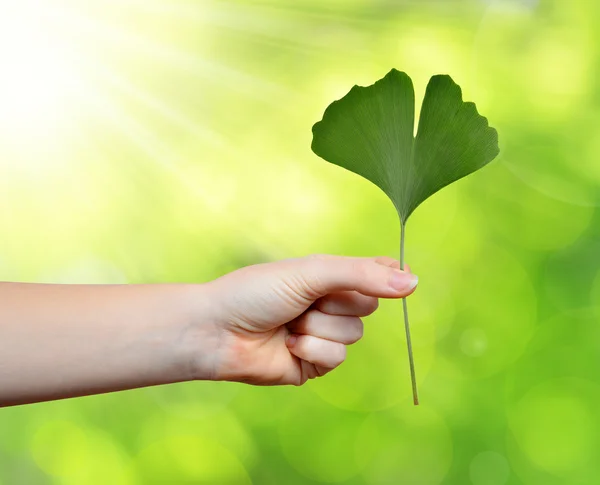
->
<box><xmin>400</xmin><ymin>221</ymin><xmax>419</xmax><ymax>405</ymax></box>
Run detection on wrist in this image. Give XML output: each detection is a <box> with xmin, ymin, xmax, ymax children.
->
<box><xmin>172</xmin><ymin>282</ymin><xmax>223</xmax><ymax>382</ymax></box>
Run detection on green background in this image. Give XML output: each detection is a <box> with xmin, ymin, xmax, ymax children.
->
<box><xmin>1</xmin><ymin>0</ymin><xmax>599</xmax><ymax>483</ymax></box>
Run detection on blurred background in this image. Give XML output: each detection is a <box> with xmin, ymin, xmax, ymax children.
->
<box><xmin>0</xmin><ymin>0</ymin><xmax>599</xmax><ymax>483</ymax></box>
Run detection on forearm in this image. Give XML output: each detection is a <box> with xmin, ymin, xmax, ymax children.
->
<box><xmin>0</xmin><ymin>282</ymin><xmax>215</xmax><ymax>407</ymax></box>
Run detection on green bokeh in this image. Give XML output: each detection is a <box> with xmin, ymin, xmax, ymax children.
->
<box><xmin>1</xmin><ymin>0</ymin><xmax>600</xmax><ymax>483</ymax></box>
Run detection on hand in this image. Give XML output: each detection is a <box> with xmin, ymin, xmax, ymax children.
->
<box><xmin>201</xmin><ymin>254</ymin><xmax>418</xmax><ymax>386</ymax></box>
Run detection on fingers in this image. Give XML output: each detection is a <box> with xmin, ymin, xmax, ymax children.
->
<box><xmin>374</xmin><ymin>256</ymin><xmax>410</xmax><ymax>273</ymax></box>
<box><xmin>298</xmin><ymin>360</ymin><xmax>333</xmax><ymax>381</ymax></box>
<box><xmin>285</xmin><ymin>333</ymin><xmax>346</xmax><ymax>369</ymax></box>
<box><xmin>313</xmin><ymin>291</ymin><xmax>378</xmax><ymax>317</ymax></box>
<box><xmin>295</xmin><ymin>254</ymin><xmax>418</xmax><ymax>299</ymax></box>
<box><xmin>373</xmin><ymin>256</ymin><xmax>401</xmax><ymax>269</ymax></box>
<box><xmin>287</xmin><ymin>309</ymin><xmax>363</xmax><ymax>344</ymax></box>
<box><xmin>285</xmin><ymin>309</ymin><xmax>364</xmax><ymax>381</ymax></box>
<box><xmin>280</xmin><ymin>254</ymin><xmax>418</xmax><ymax>384</ymax></box>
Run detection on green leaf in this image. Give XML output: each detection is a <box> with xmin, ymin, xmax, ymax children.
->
<box><xmin>311</xmin><ymin>68</ymin><xmax>499</xmax><ymax>223</ymax></box>
<box><xmin>311</xmin><ymin>69</ymin><xmax>499</xmax><ymax>405</ymax></box>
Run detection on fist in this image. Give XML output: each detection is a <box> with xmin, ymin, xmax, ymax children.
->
<box><xmin>201</xmin><ymin>254</ymin><xmax>418</xmax><ymax>386</ymax></box>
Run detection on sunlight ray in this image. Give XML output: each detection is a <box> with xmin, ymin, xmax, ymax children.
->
<box><xmin>72</xmin><ymin>82</ymin><xmax>233</xmax><ymax>215</ymax></box>
<box><xmin>42</xmin><ymin>2</ymin><xmax>296</xmax><ymax>103</ymax></box>
<box><xmin>104</xmin><ymin>0</ymin><xmax>369</xmax><ymax>51</ymax></box>
<box><xmin>72</xmin><ymin>84</ymin><xmax>287</xmax><ymax>260</ymax></box>
<box><xmin>76</xmin><ymin>57</ymin><xmax>230</xmax><ymax>152</ymax></box>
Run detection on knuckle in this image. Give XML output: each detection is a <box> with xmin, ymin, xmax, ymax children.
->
<box><xmin>294</xmin><ymin>311</ymin><xmax>314</xmax><ymax>334</ymax></box>
<box><xmin>299</xmin><ymin>261</ymin><xmax>326</xmax><ymax>298</ymax></box>
<box><xmin>331</xmin><ymin>343</ymin><xmax>347</xmax><ymax>366</ymax></box>
<box><xmin>352</xmin><ymin>318</ymin><xmax>364</xmax><ymax>342</ymax></box>
<box><xmin>294</xmin><ymin>335</ymin><xmax>309</xmax><ymax>354</ymax></box>
<box><xmin>363</xmin><ymin>298</ymin><xmax>379</xmax><ymax>316</ymax></box>
<box><xmin>351</xmin><ymin>260</ymin><xmax>370</xmax><ymax>287</ymax></box>
<box><xmin>343</xmin><ymin>317</ymin><xmax>363</xmax><ymax>344</ymax></box>
<box><xmin>304</xmin><ymin>309</ymin><xmax>321</xmax><ymax>328</ymax></box>
<box><xmin>311</xmin><ymin>295</ymin><xmax>328</xmax><ymax>313</ymax></box>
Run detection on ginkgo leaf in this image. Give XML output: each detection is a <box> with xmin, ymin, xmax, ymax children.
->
<box><xmin>311</xmin><ymin>69</ymin><xmax>499</xmax><ymax>405</ymax></box>
<box><xmin>311</xmin><ymin>68</ymin><xmax>499</xmax><ymax>222</ymax></box>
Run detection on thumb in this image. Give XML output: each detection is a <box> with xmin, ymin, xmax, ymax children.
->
<box><xmin>292</xmin><ymin>255</ymin><xmax>418</xmax><ymax>299</ymax></box>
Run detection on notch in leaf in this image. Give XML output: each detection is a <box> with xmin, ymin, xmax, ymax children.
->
<box><xmin>311</xmin><ymin>69</ymin><xmax>499</xmax><ymax>405</ymax></box>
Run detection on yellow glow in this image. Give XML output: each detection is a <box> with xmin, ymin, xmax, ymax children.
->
<box><xmin>0</xmin><ymin>2</ymin><xmax>80</xmax><ymax>142</ymax></box>
<box><xmin>0</xmin><ymin>0</ymin><xmax>292</xmax><ymax>177</ymax></box>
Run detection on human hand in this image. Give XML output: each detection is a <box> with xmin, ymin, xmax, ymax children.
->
<box><xmin>198</xmin><ymin>254</ymin><xmax>418</xmax><ymax>386</ymax></box>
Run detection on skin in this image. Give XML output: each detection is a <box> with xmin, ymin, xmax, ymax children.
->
<box><xmin>0</xmin><ymin>254</ymin><xmax>418</xmax><ymax>407</ymax></box>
